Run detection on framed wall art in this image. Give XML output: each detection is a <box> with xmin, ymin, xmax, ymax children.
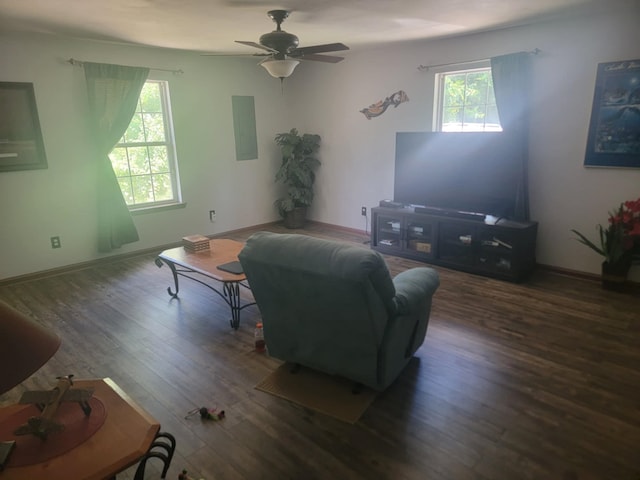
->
<box><xmin>0</xmin><ymin>82</ymin><xmax>48</xmax><ymax>172</ymax></box>
<box><xmin>584</xmin><ymin>59</ymin><xmax>640</xmax><ymax>168</ymax></box>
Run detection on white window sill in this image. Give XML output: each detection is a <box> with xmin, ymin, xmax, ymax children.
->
<box><xmin>130</xmin><ymin>202</ymin><xmax>187</xmax><ymax>215</ymax></box>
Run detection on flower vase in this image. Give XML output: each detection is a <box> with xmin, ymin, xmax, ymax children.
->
<box><xmin>601</xmin><ymin>260</ymin><xmax>631</xmax><ymax>291</ymax></box>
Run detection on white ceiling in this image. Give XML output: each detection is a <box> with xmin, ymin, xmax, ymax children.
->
<box><xmin>0</xmin><ymin>0</ymin><xmax>618</xmax><ymax>55</ymax></box>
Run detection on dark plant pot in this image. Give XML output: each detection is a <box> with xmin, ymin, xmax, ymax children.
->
<box><xmin>601</xmin><ymin>260</ymin><xmax>631</xmax><ymax>291</ymax></box>
<box><xmin>283</xmin><ymin>207</ymin><xmax>307</xmax><ymax>229</ymax></box>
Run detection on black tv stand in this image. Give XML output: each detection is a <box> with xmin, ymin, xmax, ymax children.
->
<box><xmin>372</xmin><ymin>206</ymin><xmax>537</xmax><ymax>282</ymax></box>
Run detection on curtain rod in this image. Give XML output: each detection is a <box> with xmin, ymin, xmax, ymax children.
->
<box><xmin>67</xmin><ymin>58</ymin><xmax>184</xmax><ymax>75</ymax></box>
<box><xmin>417</xmin><ymin>48</ymin><xmax>540</xmax><ymax>71</ymax></box>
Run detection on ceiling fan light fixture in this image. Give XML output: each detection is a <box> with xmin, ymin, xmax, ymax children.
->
<box><xmin>261</xmin><ymin>59</ymin><xmax>300</xmax><ymax>78</ymax></box>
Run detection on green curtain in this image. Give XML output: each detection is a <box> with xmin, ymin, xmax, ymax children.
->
<box><xmin>491</xmin><ymin>52</ymin><xmax>531</xmax><ymax>221</ymax></box>
<box><xmin>83</xmin><ymin>62</ymin><xmax>149</xmax><ymax>252</ymax></box>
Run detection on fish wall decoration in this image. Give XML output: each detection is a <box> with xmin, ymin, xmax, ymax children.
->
<box><xmin>360</xmin><ymin>90</ymin><xmax>409</xmax><ymax>120</ymax></box>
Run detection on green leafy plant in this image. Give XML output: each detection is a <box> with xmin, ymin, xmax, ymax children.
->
<box><xmin>274</xmin><ymin>128</ymin><xmax>321</xmax><ymax>216</ymax></box>
<box><xmin>571</xmin><ymin>197</ymin><xmax>640</xmax><ymax>265</ymax></box>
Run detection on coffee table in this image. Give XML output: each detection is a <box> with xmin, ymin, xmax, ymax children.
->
<box><xmin>0</xmin><ymin>378</ymin><xmax>161</xmax><ymax>480</ymax></box>
<box><xmin>155</xmin><ymin>238</ymin><xmax>256</xmax><ymax>329</ymax></box>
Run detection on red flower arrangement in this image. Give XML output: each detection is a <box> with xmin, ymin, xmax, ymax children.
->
<box><xmin>571</xmin><ymin>196</ymin><xmax>640</xmax><ymax>267</ymax></box>
<box><xmin>619</xmin><ymin>198</ymin><xmax>640</xmax><ymax>237</ymax></box>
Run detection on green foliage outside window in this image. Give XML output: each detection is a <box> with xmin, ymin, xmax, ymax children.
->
<box><xmin>109</xmin><ymin>81</ymin><xmax>177</xmax><ymax>207</ymax></box>
<box><xmin>441</xmin><ymin>69</ymin><xmax>501</xmax><ymax>131</ymax></box>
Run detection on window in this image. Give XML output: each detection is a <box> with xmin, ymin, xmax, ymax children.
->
<box><xmin>435</xmin><ymin>65</ymin><xmax>502</xmax><ymax>132</ymax></box>
<box><xmin>109</xmin><ymin>80</ymin><xmax>181</xmax><ymax>209</ymax></box>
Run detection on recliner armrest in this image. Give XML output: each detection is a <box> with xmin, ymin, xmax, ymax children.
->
<box><xmin>392</xmin><ymin>267</ymin><xmax>440</xmax><ymax>315</ymax></box>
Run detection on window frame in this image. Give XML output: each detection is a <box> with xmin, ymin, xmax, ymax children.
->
<box><xmin>433</xmin><ymin>60</ymin><xmax>502</xmax><ymax>132</ymax></box>
<box><xmin>110</xmin><ymin>79</ymin><xmax>183</xmax><ymax>212</ymax></box>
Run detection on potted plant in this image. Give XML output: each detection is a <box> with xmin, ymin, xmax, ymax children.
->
<box><xmin>274</xmin><ymin>128</ymin><xmax>321</xmax><ymax>229</ymax></box>
<box><xmin>571</xmin><ymin>197</ymin><xmax>640</xmax><ymax>290</ymax></box>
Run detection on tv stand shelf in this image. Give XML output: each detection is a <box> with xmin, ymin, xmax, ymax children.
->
<box><xmin>372</xmin><ymin>206</ymin><xmax>538</xmax><ymax>282</ymax></box>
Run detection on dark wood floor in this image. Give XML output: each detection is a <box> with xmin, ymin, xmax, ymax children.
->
<box><xmin>1</xmin><ymin>223</ymin><xmax>639</xmax><ymax>480</ymax></box>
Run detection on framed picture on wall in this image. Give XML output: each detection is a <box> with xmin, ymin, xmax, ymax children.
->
<box><xmin>0</xmin><ymin>82</ymin><xmax>48</xmax><ymax>172</ymax></box>
<box><xmin>584</xmin><ymin>59</ymin><xmax>640</xmax><ymax>168</ymax></box>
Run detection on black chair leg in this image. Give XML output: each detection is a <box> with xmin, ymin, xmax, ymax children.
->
<box><xmin>154</xmin><ymin>432</ymin><xmax>176</xmax><ymax>478</ymax></box>
<box><xmin>133</xmin><ymin>431</ymin><xmax>176</xmax><ymax>480</ymax></box>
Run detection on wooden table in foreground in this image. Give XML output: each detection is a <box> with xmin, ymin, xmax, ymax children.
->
<box><xmin>0</xmin><ymin>378</ymin><xmax>160</xmax><ymax>480</ymax></box>
<box><xmin>155</xmin><ymin>238</ymin><xmax>256</xmax><ymax>329</ymax></box>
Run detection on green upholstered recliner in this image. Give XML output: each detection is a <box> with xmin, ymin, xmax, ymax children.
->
<box><xmin>238</xmin><ymin>231</ymin><xmax>440</xmax><ymax>391</ymax></box>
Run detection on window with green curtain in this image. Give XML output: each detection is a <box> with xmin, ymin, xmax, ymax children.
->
<box><xmin>83</xmin><ymin>62</ymin><xmax>149</xmax><ymax>252</ymax></box>
<box><xmin>109</xmin><ymin>80</ymin><xmax>182</xmax><ymax>208</ymax></box>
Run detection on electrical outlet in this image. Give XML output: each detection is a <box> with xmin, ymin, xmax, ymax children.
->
<box><xmin>361</xmin><ymin>206</ymin><xmax>367</xmax><ymax>216</ymax></box>
<box><xmin>50</xmin><ymin>236</ymin><xmax>61</xmax><ymax>249</ymax></box>
<box><xmin>209</xmin><ymin>210</ymin><xmax>216</xmax><ymax>222</ymax></box>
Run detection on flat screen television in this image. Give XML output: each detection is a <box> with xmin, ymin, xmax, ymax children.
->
<box><xmin>393</xmin><ymin>131</ymin><xmax>523</xmax><ymax>219</ymax></box>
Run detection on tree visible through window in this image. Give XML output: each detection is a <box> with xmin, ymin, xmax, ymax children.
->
<box><xmin>436</xmin><ymin>67</ymin><xmax>502</xmax><ymax>132</ymax></box>
<box><xmin>109</xmin><ymin>80</ymin><xmax>181</xmax><ymax>208</ymax></box>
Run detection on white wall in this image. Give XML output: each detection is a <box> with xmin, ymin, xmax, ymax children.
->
<box><xmin>289</xmin><ymin>5</ymin><xmax>640</xmax><ymax>279</ymax></box>
<box><xmin>0</xmin><ymin>33</ymin><xmax>291</xmax><ymax>280</ymax></box>
<box><xmin>1</xmin><ymin>4</ymin><xmax>639</xmax><ymax>281</ymax></box>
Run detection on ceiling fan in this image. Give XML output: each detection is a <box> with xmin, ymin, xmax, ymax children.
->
<box><xmin>230</xmin><ymin>10</ymin><xmax>349</xmax><ymax>78</ymax></box>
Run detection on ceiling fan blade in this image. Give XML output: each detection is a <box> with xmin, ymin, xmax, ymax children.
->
<box><xmin>290</xmin><ymin>43</ymin><xmax>349</xmax><ymax>56</ymax></box>
<box><xmin>201</xmin><ymin>52</ymin><xmax>271</xmax><ymax>57</ymax></box>
<box><xmin>235</xmin><ymin>40</ymin><xmax>278</xmax><ymax>53</ymax></box>
<box><xmin>295</xmin><ymin>54</ymin><xmax>345</xmax><ymax>63</ymax></box>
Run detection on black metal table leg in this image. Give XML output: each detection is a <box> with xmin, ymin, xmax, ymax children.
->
<box><xmin>155</xmin><ymin>256</ymin><xmax>256</xmax><ymax>329</ymax></box>
<box><xmin>155</xmin><ymin>257</ymin><xmax>180</xmax><ymax>297</ymax></box>
<box><xmin>224</xmin><ymin>281</ymin><xmax>241</xmax><ymax>329</ymax></box>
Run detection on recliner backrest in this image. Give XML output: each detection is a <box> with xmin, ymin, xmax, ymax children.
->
<box><xmin>239</xmin><ymin>231</ymin><xmax>398</xmax><ymax>385</ymax></box>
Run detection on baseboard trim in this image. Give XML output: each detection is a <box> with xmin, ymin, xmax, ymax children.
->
<box><xmin>2</xmin><ymin>220</ymin><xmax>634</xmax><ymax>288</ymax></box>
<box><xmin>0</xmin><ymin>221</ymin><xmax>279</xmax><ymax>287</ymax></box>
<box><xmin>308</xmin><ymin>220</ymin><xmax>369</xmax><ymax>237</ymax></box>
<box><xmin>535</xmin><ymin>263</ymin><xmax>639</xmax><ymax>287</ymax></box>
<box><xmin>0</xmin><ymin>244</ymin><xmax>177</xmax><ymax>287</ymax></box>
<box><xmin>536</xmin><ymin>263</ymin><xmax>600</xmax><ymax>282</ymax></box>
